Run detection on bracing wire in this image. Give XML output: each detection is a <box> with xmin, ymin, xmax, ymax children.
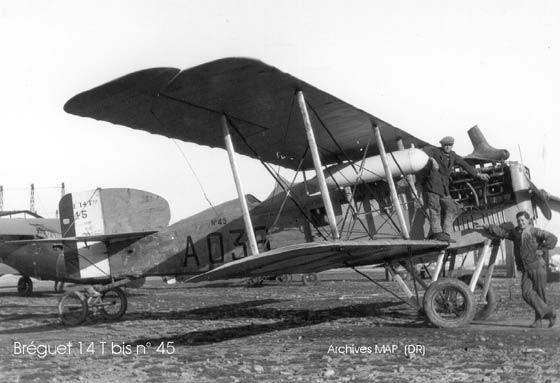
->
<box><xmin>172</xmin><ymin>139</ymin><xmax>219</xmax><ymax>217</ymax></box>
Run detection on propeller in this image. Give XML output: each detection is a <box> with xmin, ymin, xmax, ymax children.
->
<box><xmin>527</xmin><ymin>180</ymin><xmax>560</xmax><ymax>220</ymax></box>
<box><xmin>547</xmin><ymin>193</ymin><xmax>560</xmax><ymax>213</ymax></box>
<box><xmin>530</xmin><ymin>183</ymin><xmax>552</xmax><ymax>220</ymax></box>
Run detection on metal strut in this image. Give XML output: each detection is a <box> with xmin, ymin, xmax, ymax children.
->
<box><xmin>481</xmin><ymin>240</ymin><xmax>501</xmax><ymax>298</ymax></box>
<box><xmin>221</xmin><ymin>115</ymin><xmax>259</xmax><ymax>256</ymax></box>
<box><xmin>469</xmin><ymin>240</ymin><xmax>492</xmax><ymax>292</ymax></box>
<box><xmin>346</xmin><ymin>263</ymin><xmax>418</xmax><ymax>309</ymax></box>
<box><xmin>296</xmin><ymin>91</ymin><xmax>339</xmax><ymax>240</ymax></box>
<box><xmin>373</xmin><ymin>125</ymin><xmax>410</xmax><ymax>239</ymax></box>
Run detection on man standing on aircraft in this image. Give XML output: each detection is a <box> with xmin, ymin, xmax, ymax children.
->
<box><xmin>479</xmin><ymin>211</ymin><xmax>557</xmax><ymax>328</ymax></box>
<box><xmin>422</xmin><ymin>136</ymin><xmax>490</xmax><ymax>242</ymax></box>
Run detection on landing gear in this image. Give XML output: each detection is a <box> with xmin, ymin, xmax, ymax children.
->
<box><xmin>99</xmin><ymin>287</ymin><xmax>128</xmax><ymax>320</ymax></box>
<box><xmin>302</xmin><ymin>273</ymin><xmax>319</xmax><ymax>286</ymax></box>
<box><xmin>59</xmin><ymin>291</ymin><xmax>87</xmax><ymax>326</ymax></box>
<box><xmin>58</xmin><ymin>287</ymin><xmax>128</xmax><ymax>325</ymax></box>
<box><xmin>17</xmin><ymin>276</ymin><xmax>33</xmax><ymax>296</ymax></box>
<box><xmin>275</xmin><ymin>274</ymin><xmax>292</xmax><ymax>285</ymax></box>
<box><xmin>459</xmin><ymin>274</ymin><xmax>497</xmax><ymax>320</ymax></box>
<box><xmin>246</xmin><ymin>276</ymin><xmax>265</xmax><ymax>287</ymax></box>
<box><xmin>54</xmin><ymin>281</ymin><xmax>65</xmax><ymax>293</ymax></box>
<box><xmin>423</xmin><ymin>278</ymin><xmax>476</xmax><ymax>328</ymax></box>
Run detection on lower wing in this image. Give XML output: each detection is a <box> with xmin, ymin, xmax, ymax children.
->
<box><xmin>187</xmin><ymin>239</ymin><xmax>448</xmax><ymax>282</ymax></box>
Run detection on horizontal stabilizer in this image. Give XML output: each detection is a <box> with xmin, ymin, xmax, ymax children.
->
<box><xmin>6</xmin><ymin>230</ymin><xmax>157</xmax><ymax>245</ymax></box>
<box><xmin>186</xmin><ymin>239</ymin><xmax>448</xmax><ymax>283</ymax></box>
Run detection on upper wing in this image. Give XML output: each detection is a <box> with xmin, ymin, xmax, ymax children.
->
<box><xmin>64</xmin><ymin>58</ymin><xmax>429</xmax><ymax>171</ymax></box>
<box><xmin>186</xmin><ymin>239</ymin><xmax>447</xmax><ymax>282</ymax></box>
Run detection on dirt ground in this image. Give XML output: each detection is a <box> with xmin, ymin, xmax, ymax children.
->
<box><xmin>0</xmin><ymin>270</ymin><xmax>559</xmax><ymax>383</ymax></box>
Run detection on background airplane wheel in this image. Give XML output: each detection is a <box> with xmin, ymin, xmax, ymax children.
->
<box><xmin>54</xmin><ymin>281</ymin><xmax>65</xmax><ymax>293</ymax></box>
<box><xmin>17</xmin><ymin>276</ymin><xmax>33</xmax><ymax>296</ymax></box>
<box><xmin>247</xmin><ymin>276</ymin><xmax>265</xmax><ymax>287</ymax></box>
<box><xmin>423</xmin><ymin>278</ymin><xmax>476</xmax><ymax>328</ymax></box>
<box><xmin>100</xmin><ymin>287</ymin><xmax>128</xmax><ymax>320</ymax></box>
<box><xmin>458</xmin><ymin>275</ymin><xmax>497</xmax><ymax>320</ymax></box>
<box><xmin>275</xmin><ymin>274</ymin><xmax>292</xmax><ymax>285</ymax></box>
<box><xmin>302</xmin><ymin>273</ymin><xmax>319</xmax><ymax>286</ymax></box>
<box><xmin>59</xmin><ymin>291</ymin><xmax>87</xmax><ymax>326</ymax></box>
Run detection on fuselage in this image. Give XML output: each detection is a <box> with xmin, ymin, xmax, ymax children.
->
<box><xmin>0</xmin><ymin>159</ymin><xmax>539</xmax><ymax>284</ymax></box>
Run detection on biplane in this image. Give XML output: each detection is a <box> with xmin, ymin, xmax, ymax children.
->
<box><xmin>0</xmin><ymin>211</ymin><xmax>62</xmax><ymax>295</ymax></box>
<box><xmin>61</xmin><ymin>57</ymin><xmax>560</xmax><ymax>328</ymax></box>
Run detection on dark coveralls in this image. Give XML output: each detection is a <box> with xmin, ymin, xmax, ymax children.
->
<box><xmin>488</xmin><ymin>225</ymin><xmax>557</xmax><ymax>319</ymax></box>
<box><xmin>422</xmin><ymin>146</ymin><xmax>479</xmax><ymax>234</ymax></box>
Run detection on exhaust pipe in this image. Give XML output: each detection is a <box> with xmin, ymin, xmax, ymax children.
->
<box><xmin>464</xmin><ymin>125</ymin><xmax>510</xmax><ymax>162</ymax></box>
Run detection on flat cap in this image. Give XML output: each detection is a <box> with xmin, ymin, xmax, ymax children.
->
<box><xmin>439</xmin><ymin>136</ymin><xmax>455</xmax><ymax>145</ymax></box>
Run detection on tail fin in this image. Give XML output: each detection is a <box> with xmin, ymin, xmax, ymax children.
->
<box><xmin>266</xmin><ymin>175</ymin><xmax>291</xmax><ymax>200</ymax></box>
<box><xmin>464</xmin><ymin>125</ymin><xmax>510</xmax><ymax>162</ymax></box>
<box><xmin>59</xmin><ymin>188</ymin><xmax>170</xmax><ymax>238</ymax></box>
<box><xmin>58</xmin><ymin>188</ymin><xmax>170</xmax><ymax>279</ymax></box>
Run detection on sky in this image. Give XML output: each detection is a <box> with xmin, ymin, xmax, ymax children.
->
<box><xmin>0</xmin><ymin>0</ymin><xmax>559</xmax><ymax>232</ymax></box>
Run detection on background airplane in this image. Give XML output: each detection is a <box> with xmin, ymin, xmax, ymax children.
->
<box><xmin>2</xmin><ymin>185</ymin><xmax>337</xmax><ymax>325</ymax></box>
<box><xmin>0</xmin><ymin>210</ymin><xmax>61</xmax><ymax>295</ymax></box>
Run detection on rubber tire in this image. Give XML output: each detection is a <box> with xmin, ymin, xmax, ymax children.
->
<box><xmin>59</xmin><ymin>291</ymin><xmax>87</xmax><ymax>326</ymax></box>
<box><xmin>459</xmin><ymin>275</ymin><xmax>497</xmax><ymax>320</ymax></box>
<box><xmin>100</xmin><ymin>287</ymin><xmax>128</xmax><ymax>320</ymax></box>
<box><xmin>247</xmin><ymin>277</ymin><xmax>265</xmax><ymax>287</ymax></box>
<box><xmin>423</xmin><ymin>278</ymin><xmax>476</xmax><ymax>328</ymax></box>
<box><xmin>54</xmin><ymin>281</ymin><xmax>65</xmax><ymax>293</ymax></box>
<box><xmin>302</xmin><ymin>273</ymin><xmax>319</xmax><ymax>286</ymax></box>
<box><xmin>17</xmin><ymin>276</ymin><xmax>33</xmax><ymax>297</ymax></box>
<box><xmin>275</xmin><ymin>274</ymin><xmax>291</xmax><ymax>285</ymax></box>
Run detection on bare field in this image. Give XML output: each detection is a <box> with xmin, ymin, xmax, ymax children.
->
<box><xmin>1</xmin><ymin>271</ymin><xmax>559</xmax><ymax>383</ymax></box>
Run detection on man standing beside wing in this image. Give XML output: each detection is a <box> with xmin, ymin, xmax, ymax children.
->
<box><xmin>422</xmin><ymin>136</ymin><xmax>490</xmax><ymax>242</ymax></box>
<box><xmin>478</xmin><ymin>211</ymin><xmax>557</xmax><ymax>328</ymax></box>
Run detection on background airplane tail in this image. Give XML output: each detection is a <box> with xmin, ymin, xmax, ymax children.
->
<box><xmin>58</xmin><ymin>188</ymin><xmax>170</xmax><ymax>279</ymax></box>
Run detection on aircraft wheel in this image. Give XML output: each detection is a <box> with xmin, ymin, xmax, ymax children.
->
<box><xmin>302</xmin><ymin>273</ymin><xmax>319</xmax><ymax>286</ymax></box>
<box><xmin>58</xmin><ymin>291</ymin><xmax>87</xmax><ymax>326</ymax></box>
<box><xmin>17</xmin><ymin>276</ymin><xmax>33</xmax><ymax>296</ymax></box>
<box><xmin>275</xmin><ymin>274</ymin><xmax>292</xmax><ymax>285</ymax></box>
<box><xmin>100</xmin><ymin>287</ymin><xmax>128</xmax><ymax>320</ymax></box>
<box><xmin>247</xmin><ymin>276</ymin><xmax>265</xmax><ymax>287</ymax></box>
<box><xmin>459</xmin><ymin>275</ymin><xmax>497</xmax><ymax>320</ymax></box>
<box><xmin>54</xmin><ymin>281</ymin><xmax>65</xmax><ymax>293</ymax></box>
<box><xmin>423</xmin><ymin>278</ymin><xmax>476</xmax><ymax>328</ymax></box>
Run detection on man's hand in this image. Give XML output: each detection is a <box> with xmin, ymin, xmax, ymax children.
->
<box><xmin>477</xmin><ymin>173</ymin><xmax>490</xmax><ymax>182</ymax></box>
<box><xmin>430</xmin><ymin>157</ymin><xmax>439</xmax><ymax>170</ymax></box>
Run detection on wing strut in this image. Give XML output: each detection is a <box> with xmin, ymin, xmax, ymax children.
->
<box><xmin>221</xmin><ymin>115</ymin><xmax>260</xmax><ymax>256</ymax></box>
<box><xmin>373</xmin><ymin>125</ymin><xmax>410</xmax><ymax>239</ymax></box>
<box><xmin>396</xmin><ymin>139</ymin><xmax>422</xmax><ymax>208</ymax></box>
<box><xmin>296</xmin><ymin>91</ymin><xmax>340</xmax><ymax>240</ymax></box>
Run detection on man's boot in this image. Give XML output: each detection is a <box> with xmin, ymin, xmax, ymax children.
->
<box><xmin>433</xmin><ymin>232</ymin><xmax>448</xmax><ymax>242</ymax></box>
<box><xmin>529</xmin><ymin>318</ymin><xmax>542</xmax><ymax>328</ymax></box>
<box><xmin>545</xmin><ymin>310</ymin><xmax>557</xmax><ymax>328</ymax></box>
<box><xmin>442</xmin><ymin>232</ymin><xmax>456</xmax><ymax>243</ymax></box>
